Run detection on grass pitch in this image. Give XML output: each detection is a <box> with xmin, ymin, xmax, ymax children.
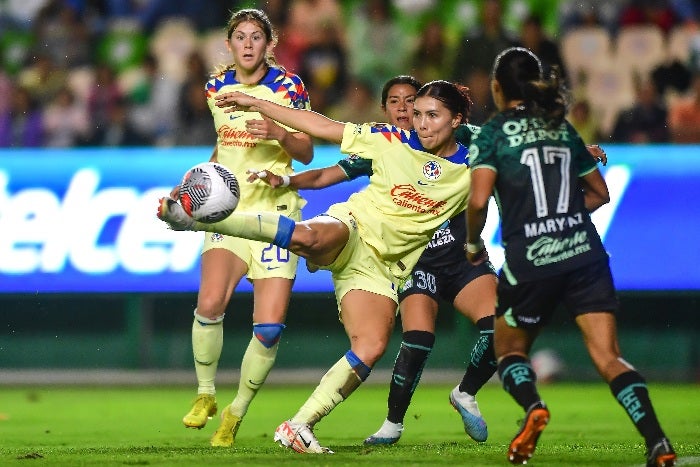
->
<box><xmin>0</xmin><ymin>382</ymin><xmax>698</xmax><ymax>466</ymax></box>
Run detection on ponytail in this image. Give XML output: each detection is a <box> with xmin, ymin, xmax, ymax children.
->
<box><xmin>524</xmin><ymin>66</ymin><xmax>567</xmax><ymax>125</ymax></box>
<box><xmin>492</xmin><ymin>47</ymin><xmax>567</xmax><ymax>127</ymax></box>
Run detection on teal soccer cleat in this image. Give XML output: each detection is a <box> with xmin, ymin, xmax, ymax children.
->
<box><xmin>449</xmin><ymin>386</ymin><xmax>488</xmax><ymax>442</ymax></box>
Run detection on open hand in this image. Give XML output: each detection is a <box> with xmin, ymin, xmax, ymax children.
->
<box><xmin>246</xmin><ymin>168</ymin><xmax>285</xmax><ymax>188</ymax></box>
<box><xmin>214</xmin><ymin>91</ymin><xmax>257</xmax><ymax>112</ymax></box>
<box><xmin>245</xmin><ymin>114</ymin><xmax>284</xmax><ymax>140</ymax></box>
<box><xmin>586</xmin><ymin>144</ymin><xmax>607</xmax><ymax>166</ymax></box>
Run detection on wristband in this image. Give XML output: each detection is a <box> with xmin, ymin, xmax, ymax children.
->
<box><xmin>464</xmin><ymin>240</ymin><xmax>485</xmax><ymax>254</ymax></box>
<box><xmin>280</xmin><ymin>175</ymin><xmax>291</xmax><ymax>187</ymax></box>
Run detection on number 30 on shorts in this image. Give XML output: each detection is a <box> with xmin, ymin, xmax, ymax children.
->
<box><xmin>413</xmin><ymin>270</ymin><xmax>436</xmax><ymax>294</ymax></box>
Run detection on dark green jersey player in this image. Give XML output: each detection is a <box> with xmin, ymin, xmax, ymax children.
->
<box><xmin>468</xmin><ymin>110</ymin><xmax>607</xmax><ymax>282</ymax></box>
<box><xmin>466</xmin><ymin>47</ymin><xmax>675</xmax><ymax>467</ymax></box>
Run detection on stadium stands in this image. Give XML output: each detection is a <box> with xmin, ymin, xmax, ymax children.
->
<box><xmin>1</xmin><ymin>1</ymin><xmax>699</xmax><ymax>147</ymax></box>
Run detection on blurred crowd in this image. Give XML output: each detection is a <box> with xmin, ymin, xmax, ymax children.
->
<box><xmin>2</xmin><ymin>0</ymin><xmax>700</xmax><ymax>148</ymax></box>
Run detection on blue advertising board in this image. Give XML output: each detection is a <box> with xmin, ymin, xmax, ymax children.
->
<box><xmin>0</xmin><ymin>145</ymin><xmax>698</xmax><ymax>293</ymax></box>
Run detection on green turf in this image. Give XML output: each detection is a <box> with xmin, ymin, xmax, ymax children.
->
<box><xmin>0</xmin><ymin>383</ymin><xmax>697</xmax><ymax>466</ymax></box>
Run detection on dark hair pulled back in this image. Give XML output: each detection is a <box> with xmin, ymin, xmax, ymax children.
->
<box><xmin>492</xmin><ymin>47</ymin><xmax>567</xmax><ymax>125</ymax></box>
<box><xmin>416</xmin><ymin>80</ymin><xmax>472</xmax><ymax>124</ymax></box>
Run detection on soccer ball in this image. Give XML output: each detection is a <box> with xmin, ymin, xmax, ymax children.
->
<box><xmin>179</xmin><ymin>162</ymin><xmax>240</xmax><ymax>223</ymax></box>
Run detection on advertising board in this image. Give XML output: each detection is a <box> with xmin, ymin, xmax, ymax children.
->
<box><xmin>1</xmin><ymin>145</ymin><xmax>698</xmax><ymax>293</ymax></box>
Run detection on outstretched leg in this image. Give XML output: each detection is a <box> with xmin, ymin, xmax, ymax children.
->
<box><xmin>158</xmin><ymin>198</ymin><xmax>348</xmax><ymax>266</ymax></box>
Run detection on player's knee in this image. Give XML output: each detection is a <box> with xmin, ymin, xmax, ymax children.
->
<box><xmin>345</xmin><ymin>350</ymin><xmax>372</xmax><ymax>381</ymax></box>
<box><xmin>290</xmin><ymin>226</ymin><xmax>321</xmax><ymax>253</ymax></box>
<box><xmin>253</xmin><ymin>323</ymin><xmax>286</xmax><ymax>348</ymax></box>
<box><xmin>194</xmin><ymin>308</ymin><xmax>224</xmax><ymax>325</ymax></box>
<box><xmin>195</xmin><ymin>296</ymin><xmax>227</xmax><ymax>320</ymax></box>
<box><xmin>352</xmin><ymin>339</ymin><xmax>389</xmax><ymax>368</ymax></box>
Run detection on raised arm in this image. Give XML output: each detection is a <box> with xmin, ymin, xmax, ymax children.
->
<box><xmin>215</xmin><ymin>91</ymin><xmax>345</xmax><ymax>144</ymax></box>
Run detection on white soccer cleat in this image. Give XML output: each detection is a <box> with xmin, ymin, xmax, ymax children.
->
<box><xmin>157</xmin><ymin>197</ymin><xmax>196</xmax><ymax>231</ymax></box>
<box><xmin>363</xmin><ymin>419</ymin><xmax>404</xmax><ymax>445</ymax></box>
<box><xmin>273</xmin><ymin>420</ymin><xmax>333</xmax><ymax>454</ymax></box>
<box><xmin>449</xmin><ymin>385</ymin><xmax>488</xmax><ymax>442</ymax></box>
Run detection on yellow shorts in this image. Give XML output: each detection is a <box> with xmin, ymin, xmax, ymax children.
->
<box><xmin>202</xmin><ymin>209</ymin><xmax>301</xmax><ymax>280</ymax></box>
<box><xmin>322</xmin><ymin>204</ymin><xmax>402</xmax><ymax>312</ymax></box>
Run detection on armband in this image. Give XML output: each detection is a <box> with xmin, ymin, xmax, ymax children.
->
<box><xmin>464</xmin><ymin>239</ymin><xmax>485</xmax><ymax>254</ymax></box>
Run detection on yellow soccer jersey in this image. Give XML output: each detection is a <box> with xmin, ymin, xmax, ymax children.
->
<box><xmin>340</xmin><ymin>123</ymin><xmax>471</xmax><ymax>277</ymax></box>
<box><xmin>206</xmin><ymin>66</ymin><xmax>311</xmax><ymax>213</ymax></box>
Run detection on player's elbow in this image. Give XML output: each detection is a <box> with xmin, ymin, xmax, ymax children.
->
<box><xmin>467</xmin><ymin>197</ymin><xmax>487</xmax><ymax>213</ymax></box>
<box><xmin>295</xmin><ymin>147</ymin><xmax>314</xmax><ymax>166</ymax></box>
<box><xmin>297</xmin><ymin>155</ymin><xmax>313</xmax><ymax>165</ymax></box>
<box><xmin>586</xmin><ymin>193</ymin><xmax>610</xmax><ymax>212</ymax></box>
<box><xmin>595</xmin><ymin>188</ymin><xmax>610</xmax><ymax>207</ymax></box>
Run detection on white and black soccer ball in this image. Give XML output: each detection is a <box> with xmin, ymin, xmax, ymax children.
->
<box><xmin>179</xmin><ymin>162</ymin><xmax>240</xmax><ymax>223</ymax></box>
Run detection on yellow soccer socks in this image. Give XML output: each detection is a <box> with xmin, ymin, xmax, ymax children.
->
<box><xmin>228</xmin><ymin>324</ymin><xmax>285</xmax><ymax>417</ymax></box>
<box><xmin>195</xmin><ymin>212</ymin><xmax>295</xmax><ymax>248</ymax></box>
<box><xmin>192</xmin><ymin>311</ymin><xmax>224</xmax><ymax>395</ymax></box>
<box><xmin>292</xmin><ymin>351</ymin><xmax>370</xmax><ymax>426</ymax></box>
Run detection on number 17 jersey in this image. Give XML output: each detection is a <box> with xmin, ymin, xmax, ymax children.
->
<box><xmin>469</xmin><ymin>108</ymin><xmax>607</xmax><ymax>283</ymax></box>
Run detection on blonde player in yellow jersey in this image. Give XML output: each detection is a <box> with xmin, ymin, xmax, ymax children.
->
<box><xmin>174</xmin><ymin>9</ymin><xmax>313</xmax><ymax>448</ymax></box>
<box><xmin>158</xmin><ymin>79</ymin><xmax>472</xmax><ymax>454</ymax></box>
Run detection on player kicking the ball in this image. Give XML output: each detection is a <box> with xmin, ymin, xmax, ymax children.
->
<box><xmin>246</xmin><ymin>75</ymin><xmax>497</xmax><ymax>445</ymax></box>
<box><xmin>159</xmin><ymin>79</ymin><xmax>476</xmax><ymax>454</ymax></box>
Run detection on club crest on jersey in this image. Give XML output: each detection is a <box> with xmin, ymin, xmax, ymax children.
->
<box><xmin>210</xmin><ymin>233</ymin><xmax>224</xmax><ymax>242</ymax></box>
<box><xmin>423</xmin><ymin>161</ymin><xmax>442</xmax><ymax>181</ymax></box>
